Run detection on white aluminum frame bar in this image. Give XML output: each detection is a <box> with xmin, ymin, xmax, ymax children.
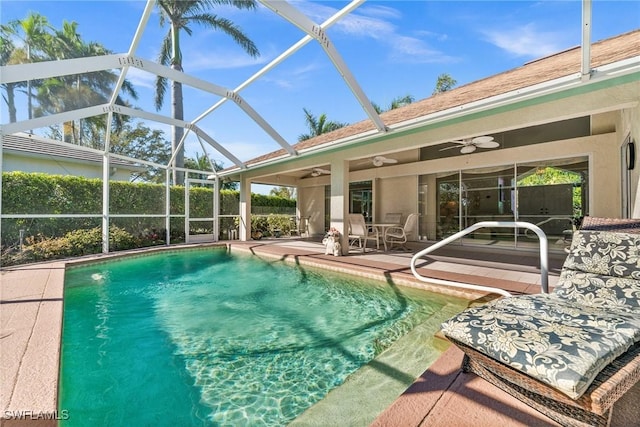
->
<box><xmin>194</xmin><ymin>0</ymin><xmax>364</xmax><ymax>123</ymax></box>
<box><xmin>260</xmin><ymin>0</ymin><xmax>386</xmax><ymax>132</ymax></box>
<box><xmin>410</xmin><ymin>221</ymin><xmax>550</xmax><ymax>297</ymax></box>
<box><xmin>581</xmin><ymin>0</ymin><xmax>592</xmax><ymax>81</ymax></box>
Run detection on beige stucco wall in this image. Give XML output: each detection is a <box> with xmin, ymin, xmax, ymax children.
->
<box><xmin>298</xmin><ymin>184</ymin><xmax>326</xmax><ymax>236</ymax></box>
<box><xmin>3</xmin><ymin>153</ymin><xmax>133</xmax><ymax>181</ymax></box>
<box><xmin>374</xmin><ymin>175</ymin><xmax>418</xmax><ymax>232</ymax></box>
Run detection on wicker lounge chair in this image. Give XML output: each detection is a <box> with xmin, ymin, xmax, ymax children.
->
<box><xmin>441</xmin><ymin>221</ymin><xmax>640</xmax><ymax>427</ymax></box>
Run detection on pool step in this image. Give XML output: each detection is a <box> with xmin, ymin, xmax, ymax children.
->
<box><xmin>290</xmin><ymin>300</ymin><xmax>468</xmax><ymax>426</ymax></box>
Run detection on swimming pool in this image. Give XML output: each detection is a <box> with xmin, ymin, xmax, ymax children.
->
<box><xmin>60</xmin><ymin>247</ymin><xmax>464</xmax><ymax>425</ymax></box>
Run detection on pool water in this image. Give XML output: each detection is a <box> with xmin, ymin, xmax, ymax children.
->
<box><xmin>60</xmin><ymin>248</ymin><xmax>458</xmax><ymax>426</ymax></box>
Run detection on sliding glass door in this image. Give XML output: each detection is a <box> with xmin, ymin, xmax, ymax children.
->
<box><xmin>427</xmin><ymin>156</ymin><xmax>588</xmax><ymax>250</ymax></box>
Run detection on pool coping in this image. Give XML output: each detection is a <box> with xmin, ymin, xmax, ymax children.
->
<box><xmin>0</xmin><ymin>240</ymin><xmax>560</xmax><ymax>425</ymax></box>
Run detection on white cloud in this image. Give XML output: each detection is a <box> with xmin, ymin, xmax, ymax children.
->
<box><xmin>124</xmin><ymin>67</ymin><xmax>156</xmax><ymax>90</ymax></box>
<box><xmin>290</xmin><ymin>1</ymin><xmax>455</xmax><ymax>64</ymax></box>
<box><xmin>388</xmin><ymin>35</ymin><xmax>458</xmax><ymax>64</ymax></box>
<box><xmin>481</xmin><ymin>23</ymin><xmax>566</xmax><ymax>58</ymax></box>
<box><xmin>184</xmin><ymin>48</ymin><xmax>270</xmax><ymax>72</ymax></box>
<box><xmin>262</xmin><ymin>61</ymin><xmax>322</xmax><ymax>89</ymax></box>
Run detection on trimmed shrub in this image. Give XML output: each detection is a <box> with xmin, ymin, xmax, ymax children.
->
<box><xmin>2</xmin><ymin>226</ymin><xmax>137</xmax><ymax>266</ymax></box>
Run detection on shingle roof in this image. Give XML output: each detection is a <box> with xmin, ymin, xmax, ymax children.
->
<box><xmin>244</xmin><ymin>29</ymin><xmax>640</xmax><ymax>167</ymax></box>
<box><xmin>2</xmin><ymin>133</ymin><xmax>142</xmax><ymax>169</ymax></box>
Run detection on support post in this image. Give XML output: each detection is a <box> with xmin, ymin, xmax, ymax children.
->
<box><xmin>101</xmin><ymin>112</ymin><xmax>113</xmax><ymax>253</ymax></box>
<box><xmin>165</xmin><ymin>169</ymin><xmax>171</xmax><ymax>245</ymax></box>
<box><xmin>330</xmin><ymin>160</ymin><xmax>349</xmax><ymax>254</ymax></box>
<box><xmin>239</xmin><ymin>176</ymin><xmax>251</xmax><ymax>241</ymax></box>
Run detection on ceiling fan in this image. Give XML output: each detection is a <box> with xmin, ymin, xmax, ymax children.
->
<box><xmin>372</xmin><ymin>156</ymin><xmax>398</xmax><ymax>167</ymax></box>
<box><xmin>358</xmin><ymin>156</ymin><xmax>398</xmax><ymax>167</ymax></box>
<box><xmin>439</xmin><ymin>136</ymin><xmax>500</xmax><ymax>154</ymax></box>
<box><xmin>306</xmin><ymin>167</ymin><xmax>331</xmax><ymax>177</ymax></box>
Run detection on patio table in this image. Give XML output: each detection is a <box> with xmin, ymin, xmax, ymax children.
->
<box><xmin>370</xmin><ymin>222</ymin><xmax>400</xmax><ymax>251</ymax></box>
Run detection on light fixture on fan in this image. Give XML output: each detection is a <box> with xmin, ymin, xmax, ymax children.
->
<box><xmin>440</xmin><ymin>136</ymin><xmax>499</xmax><ymax>154</ymax></box>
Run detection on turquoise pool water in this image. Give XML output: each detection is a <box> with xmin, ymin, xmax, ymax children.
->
<box><xmin>60</xmin><ymin>248</ymin><xmax>458</xmax><ymax>426</ymax></box>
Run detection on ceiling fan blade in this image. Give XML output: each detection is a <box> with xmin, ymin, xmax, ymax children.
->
<box><xmin>475</xmin><ymin>141</ymin><xmax>500</xmax><ymax>149</ymax></box>
<box><xmin>382</xmin><ymin>158</ymin><xmax>398</xmax><ymax>164</ymax></box>
<box><xmin>460</xmin><ymin>145</ymin><xmax>476</xmax><ymax>154</ymax></box>
<box><xmin>471</xmin><ymin>136</ymin><xmax>494</xmax><ymax>144</ymax></box>
<box><xmin>439</xmin><ymin>145</ymin><xmax>461</xmax><ymax>151</ymax></box>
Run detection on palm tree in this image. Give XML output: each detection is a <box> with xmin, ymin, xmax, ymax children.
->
<box><xmin>0</xmin><ymin>30</ymin><xmax>18</xmax><ymax>123</ymax></box>
<box><xmin>2</xmin><ymin>12</ymin><xmax>53</xmax><ymax>121</ymax></box>
<box><xmin>154</xmin><ymin>0</ymin><xmax>260</xmax><ymax>185</ymax></box>
<box><xmin>433</xmin><ymin>73</ymin><xmax>457</xmax><ymax>95</ymax></box>
<box><xmin>35</xmin><ymin>21</ymin><xmax>138</xmax><ymax>145</ymax></box>
<box><xmin>298</xmin><ymin>108</ymin><xmax>347</xmax><ymax>141</ymax></box>
<box><xmin>371</xmin><ymin>94</ymin><xmax>415</xmax><ymax>114</ymax></box>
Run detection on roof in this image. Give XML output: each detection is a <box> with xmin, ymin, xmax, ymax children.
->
<box><xmin>243</xmin><ymin>29</ymin><xmax>640</xmax><ymax>168</ymax></box>
<box><xmin>2</xmin><ymin>133</ymin><xmax>144</xmax><ymax>170</ymax></box>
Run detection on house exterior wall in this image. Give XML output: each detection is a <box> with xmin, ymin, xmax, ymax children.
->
<box><xmin>241</xmin><ymin>76</ymin><xmax>639</xmax><ymax>243</ymax></box>
<box><xmin>3</xmin><ymin>153</ymin><xmax>133</xmax><ymax>181</ymax></box>
<box><xmin>620</xmin><ymin>104</ymin><xmax>640</xmax><ymax>217</ymax></box>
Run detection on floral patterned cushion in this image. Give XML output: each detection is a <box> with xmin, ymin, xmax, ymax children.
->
<box><xmin>442</xmin><ymin>230</ymin><xmax>640</xmax><ymax>399</ymax></box>
<box><xmin>563</xmin><ymin>230</ymin><xmax>640</xmax><ymax>280</ymax></box>
<box><xmin>554</xmin><ymin>270</ymin><xmax>640</xmax><ymax>312</ymax></box>
<box><xmin>441</xmin><ymin>294</ymin><xmax>640</xmax><ymax>399</ymax></box>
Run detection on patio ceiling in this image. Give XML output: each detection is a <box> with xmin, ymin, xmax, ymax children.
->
<box><xmin>0</xmin><ymin>0</ymin><xmax>628</xmax><ymax>183</ymax></box>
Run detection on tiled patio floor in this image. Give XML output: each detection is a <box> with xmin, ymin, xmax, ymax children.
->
<box><xmin>2</xmin><ymin>238</ymin><xmax>637</xmax><ymax>425</ymax></box>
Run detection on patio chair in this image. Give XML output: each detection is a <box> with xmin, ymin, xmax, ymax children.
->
<box><xmin>441</xmin><ymin>225</ymin><xmax>640</xmax><ymax>427</ymax></box>
<box><xmin>382</xmin><ymin>212</ymin><xmax>403</xmax><ymax>224</ymax></box>
<box><xmin>348</xmin><ymin>213</ymin><xmax>380</xmax><ymax>253</ymax></box>
<box><xmin>383</xmin><ymin>213</ymin><xmax>418</xmax><ymax>251</ymax></box>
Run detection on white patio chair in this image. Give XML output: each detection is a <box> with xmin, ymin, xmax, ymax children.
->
<box><xmin>382</xmin><ymin>212</ymin><xmax>402</xmax><ymax>224</ymax></box>
<box><xmin>348</xmin><ymin>213</ymin><xmax>380</xmax><ymax>252</ymax></box>
<box><xmin>384</xmin><ymin>213</ymin><xmax>419</xmax><ymax>251</ymax></box>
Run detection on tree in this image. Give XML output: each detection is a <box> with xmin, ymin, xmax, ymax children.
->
<box><xmin>154</xmin><ymin>0</ymin><xmax>260</xmax><ymax>186</ymax></box>
<box><xmin>184</xmin><ymin>152</ymin><xmax>238</xmax><ymax>190</ymax></box>
<box><xmin>269</xmin><ymin>186</ymin><xmax>295</xmax><ymax>199</ymax></box>
<box><xmin>109</xmin><ymin>122</ymin><xmax>172</xmax><ymax>183</ymax></box>
<box><xmin>433</xmin><ymin>73</ymin><xmax>457</xmax><ymax>95</ymax></box>
<box><xmin>0</xmin><ymin>30</ymin><xmax>18</xmax><ymax>123</ymax></box>
<box><xmin>298</xmin><ymin>108</ymin><xmax>347</xmax><ymax>141</ymax></box>
<box><xmin>372</xmin><ymin>94</ymin><xmax>415</xmax><ymax>113</ymax></box>
<box><xmin>34</xmin><ymin>20</ymin><xmax>138</xmax><ymax>145</ymax></box>
<box><xmin>1</xmin><ymin>12</ymin><xmax>53</xmax><ymax>122</ymax></box>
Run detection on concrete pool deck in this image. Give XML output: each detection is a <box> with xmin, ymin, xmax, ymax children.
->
<box><xmin>1</xmin><ymin>238</ymin><xmax>637</xmax><ymax>426</ymax></box>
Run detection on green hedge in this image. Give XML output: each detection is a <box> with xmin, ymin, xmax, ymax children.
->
<box><xmin>1</xmin><ymin>172</ymin><xmax>295</xmax><ymax>248</ymax></box>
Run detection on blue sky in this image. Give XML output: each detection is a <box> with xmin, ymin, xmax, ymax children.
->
<box><xmin>2</xmin><ymin>0</ymin><xmax>639</xmax><ymax>171</ymax></box>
